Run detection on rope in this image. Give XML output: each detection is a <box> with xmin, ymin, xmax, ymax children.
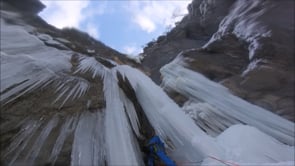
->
<box><xmin>208</xmin><ymin>156</ymin><xmax>240</xmax><ymax>166</ymax></box>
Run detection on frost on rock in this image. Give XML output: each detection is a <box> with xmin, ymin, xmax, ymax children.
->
<box><xmin>161</xmin><ymin>56</ymin><xmax>295</xmax><ymax>146</ymax></box>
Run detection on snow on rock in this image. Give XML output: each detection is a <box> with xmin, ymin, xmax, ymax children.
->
<box><xmin>161</xmin><ymin>56</ymin><xmax>295</xmax><ymax>146</ymax></box>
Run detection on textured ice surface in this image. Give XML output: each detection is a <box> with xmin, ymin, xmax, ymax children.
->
<box><xmin>49</xmin><ymin>115</ymin><xmax>78</xmax><ymax>165</ymax></box>
<box><xmin>4</xmin><ymin>120</ymin><xmax>42</xmax><ymax>166</ymax></box>
<box><xmin>103</xmin><ymin>69</ymin><xmax>143</xmax><ymax>165</ymax></box>
<box><xmin>0</xmin><ymin>19</ymin><xmax>91</xmax><ymax>107</ymax></box>
<box><xmin>74</xmin><ymin>56</ymin><xmax>107</xmax><ymax>79</ymax></box>
<box><xmin>2</xmin><ymin>4</ymin><xmax>294</xmax><ymax>166</ymax></box>
<box><xmin>71</xmin><ymin>111</ymin><xmax>105</xmax><ymax>166</ymax></box>
<box><xmin>161</xmin><ymin>57</ymin><xmax>294</xmax><ymax>146</ymax></box>
<box><xmin>202</xmin><ymin>125</ymin><xmax>294</xmax><ymax>166</ymax></box>
<box><xmin>116</xmin><ymin>65</ymin><xmax>223</xmax><ymax>162</ymax></box>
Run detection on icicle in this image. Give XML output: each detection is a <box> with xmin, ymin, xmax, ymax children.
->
<box><xmin>115</xmin><ymin>65</ymin><xmax>223</xmax><ymax>162</ymax></box>
<box><xmin>160</xmin><ymin>56</ymin><xmax>295</xmax><ymax>145</ymax></box>
<box><xmin>5</xmin><ymin>120</ymin><xmax>42</xmax><ymax>166</ymax></box>
<box><xmin>24</xmin><ymin>115</ymin><xmax>59</xmax><ymax>165</ymax></box>
<box><xmin>119</xmin><ymin>88</ymin><xmax>142</xmax><ymax>138</ymax></box>
<box><xmin>48</xmin><ymin>115</ymin><xmax>78</xmax><ymax>165</ymax></box>
<box><xmin>0</xmin><ymin>20</ymin><xmax>72</xmax><ymax>105</ymax></box>
<box><xmin>183</xmin><ymin>102</ymin><xmax>240</xmax><ymax>136</ymax></box>
<box><xmin>71</xmin><ymin>111</ymin><xmax>105</xmax><ymax>166</ymax></box>
<box><xmin>103</xmin><ymin>69</ymin><xmax>143</xmax><ymax>165</ymax></box>
<box><xmin>52</xmin><ymin>77</ymin><xmax>90</xmax><ymax>107</ymax></box>
<box><xmin>74</xmin><ymin>56</ymin><xmax>107</xmax><ymax>78</ymax></box>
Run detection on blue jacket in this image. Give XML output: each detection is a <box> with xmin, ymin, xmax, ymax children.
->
<box><xmin>147</xmin><ymin>135</ymin><xmax>176</xmax><ymax>166</ymax></box>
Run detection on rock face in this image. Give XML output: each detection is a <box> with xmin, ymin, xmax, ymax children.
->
<box><xmin>0</xmin><ymin>1</ymin><xmax>142</xmax><ymax>165</ymax></box>
<box><xmin>0</xmin><ymin>0</ymin><xmax>294</xmax><ymax>165</ymax></box>
<box><xmin>141</xmin><ymin>0</ymin><xmax>294</xmax><ymax>121</ymax></box>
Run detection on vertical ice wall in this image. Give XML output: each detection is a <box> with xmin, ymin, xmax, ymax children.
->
<box><xmin>160</xmin><ymin>56</ymin><xmax>294</xmax><ymax>145</ymax></box>
<box><xmin>103</xmin><ymin>69</ymin><xmax>143</xmax><ymax>165</ymax></box>
<box><xmin>71</xmin><ymin>111</ymin><xmax>105</xmax><ymax>166</ymax></box>
<box><xmin>116</xmin><ymin>65</ymin><xmax>224</xmax><ymax>162</ymax></box>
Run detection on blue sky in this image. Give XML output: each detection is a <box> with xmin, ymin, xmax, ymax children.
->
<box><xmin>39</xmin><ymin>0</ymin><xmax>191</xmax><ymax>56</ymax></box>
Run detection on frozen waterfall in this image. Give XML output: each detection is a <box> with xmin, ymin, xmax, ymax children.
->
<box><xmin>160</xmin><ymin>56</ymin><xmax>294</xmax><ymax>146</ymax></box>
<box><xmin>1</xmin><ymin>9</ymin><xmax>294</xmax><ymax>166</ymax></box>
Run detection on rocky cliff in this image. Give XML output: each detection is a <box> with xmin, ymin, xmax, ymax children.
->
<box><xmin>141</xmin><ymin>0</ymin><xmax>294</xmax><ymax>121</ymax></box>
<box><xmin>0</xmin><ymin>0</ymin><xmax>294</xmax><ymax>165</ymax></box>
<box><xmin>0</xmin><ymin>1</ymin><xmax>140</xmax><ymax>165</ymax></box>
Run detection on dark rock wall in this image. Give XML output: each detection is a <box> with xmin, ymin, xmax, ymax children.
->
<box><xmin>141</xmin><ymin>0</ymin><xmax>236</xmax><ymax>83</ymax></box>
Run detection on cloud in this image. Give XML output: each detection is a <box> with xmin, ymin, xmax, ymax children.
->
<box><xmin>122</xmin><ymin>45</ymin><xmax>142</xmax><ymax>56</ymax></box>
<box><xmin>39</xmin><ymin>1</ymin><xmax>90</xmax><ymax>28</ymax></box>
<box><xmin>85</xmin><ymin>23</ymin><xmax>99</xmax><ymax>39</ymax></box>
<box><xmin>126</xmin><ymin>1</ymin><xmax>191</xmax><ymax>33</ymax></box>
<box><xmin>134</xmin><ymin>15</ymin><xmax>156</xmax><ymax>33</ymax></box>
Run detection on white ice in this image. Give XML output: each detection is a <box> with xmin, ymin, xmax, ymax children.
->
<box><xmin>161</xmin><ymin>56</ymin><xmax>294</xmax><ymax>146</ymax></box>
<box><xmin>0</xmin><ymin>18</ymin><xmax>92</xmax><ymax>106</ymax></box>
<box><xmin>2</xmin><ymin>5</ymin><xmax>294</xmax><ymax>166</ymax></box>
<box><xmin>116</xmin><ymin>65</ymin><xmax>223</xmax><ymax>162</ymax></box>
<box><xmin>103</xmin><ymin>69</ymin><xmax>143</xmax><ymax>165</ymax></box>
<box><xmin>71</xmin><ymin>111</ymin><xmax>105</xmax><ymax>166</ymax></box>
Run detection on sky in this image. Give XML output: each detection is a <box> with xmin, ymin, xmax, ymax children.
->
<box><xmin>39</xmin><ymin>0</ymin><xmax>192</xmax><ymax>56</ymax></box>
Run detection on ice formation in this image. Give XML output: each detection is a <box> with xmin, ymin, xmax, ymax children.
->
<box><xmin>0</xmin><ymin>17</ymin><xmax>90</xmax><ymax>107</ymax></box>
<box><xmin>160</xmin><ymin>56</ymin><xmax>294</xmax><ymax>146</ymax></box>
<box><xmin>1</xmin><ymin>5</ymin><xmax>294</xmax><ymax>166</ymax></box>
<box><xmin>71</xmin><ymin>111</ymin><xmax>105</xmax><ymax>166</ymax></box>
<box><xmin>103</xmin><ymin>69</ymin><xmax>143</xmax><ymax>165</ymax></box>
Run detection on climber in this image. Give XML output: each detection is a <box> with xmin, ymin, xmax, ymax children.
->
<box><xmin>145</xmin><ymin>133</ymin><xmax>176</xmax><ymax>166</ymax></box>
